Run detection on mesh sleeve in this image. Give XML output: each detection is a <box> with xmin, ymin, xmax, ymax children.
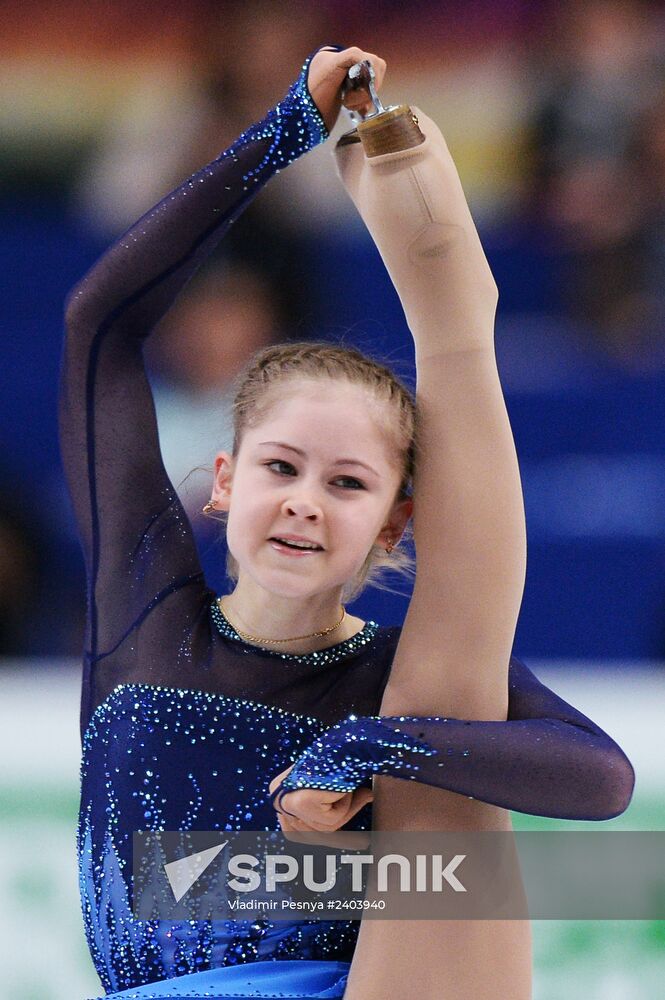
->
<box><xmin>274</xmin><ymin>657</ymin><xmax>635</xmax><ymax>821</ymax></box>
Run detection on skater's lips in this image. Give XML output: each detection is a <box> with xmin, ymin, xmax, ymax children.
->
<box><xmin>269</xmin><ymin>534</ymin><xmax>324</xmax><ymax>549</ymax></box>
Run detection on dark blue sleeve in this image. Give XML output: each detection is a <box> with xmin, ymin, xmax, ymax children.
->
<box><xmin>59</xmin><ymin>50</ymin><xmax>331</xmax><ymax>735</ymax></box>
<box><xmin>275</xmin><ymin>656</ymin><xmax>635</xmax><ymax>820</ymax></box>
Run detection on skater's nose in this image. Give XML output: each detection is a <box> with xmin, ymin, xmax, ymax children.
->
<box><xmin>281</xmin><ymin>489</ymin><xmax>323</xmax><ymax>521</ymax></box>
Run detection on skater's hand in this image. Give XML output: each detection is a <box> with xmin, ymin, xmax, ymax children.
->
<box><xmin>308</xmin><ymin>46</ymin><xmax>387</xmax><ymax>133</ymax></box>
<box><xmin>269</xmin><ymin>764</ymin><xmax>373</xmax><ymax>833</ymax></box>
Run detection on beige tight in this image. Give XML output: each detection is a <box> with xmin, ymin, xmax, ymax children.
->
<box><xmin>335</xmin><ymin>113</ymin><xmax>531</xmax><ymax>999</ymax></box>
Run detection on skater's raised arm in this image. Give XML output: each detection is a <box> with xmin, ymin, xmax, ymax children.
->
<box><xmin>59</xmin><ymin>46</ymin><xmax>368</xmax><ymax>733</ymax></box>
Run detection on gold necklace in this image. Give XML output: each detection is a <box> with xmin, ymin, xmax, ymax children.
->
<box><xmin>218</xmin><ymin>598</ymin><xmax>346</xmax><ymax>645</ymax></box>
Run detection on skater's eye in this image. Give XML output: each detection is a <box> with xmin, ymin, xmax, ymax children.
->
<box><xmin>264</xmin><ymin>460</ymin><xmax>297</xmax><ymax>477</ymax></box>
<box><xmin>263</xmin><ymin>461</ymin><xmax>365</xmax><ymax>491</ymax></box>
<box><xmin>334</xmin><ymin>477</ymin><xmax>365</xmax><ymax>490</ymax></box>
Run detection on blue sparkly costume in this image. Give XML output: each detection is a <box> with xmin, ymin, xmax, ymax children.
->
<box><xmin>60</xmin><ymin>49</ymin><xmax>635</xmax><ymax>1000</ymax></box>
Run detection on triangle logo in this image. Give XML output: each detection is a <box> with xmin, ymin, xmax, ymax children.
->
<box><xmin>163</xmin><ymin>841</ymin><xmax>228</xmax><ymax>902</ymax></box>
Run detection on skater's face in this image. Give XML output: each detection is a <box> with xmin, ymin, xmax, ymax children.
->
<box><xmin>212</xmin><ymin>380</ymin><xmax>412</xmax><ymax>599</ymax></box>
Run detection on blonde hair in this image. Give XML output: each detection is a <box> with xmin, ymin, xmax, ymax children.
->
<box><xmin>213</xmin><ymin>340</ymin><xmax>418</xmax><ymax>604</ymax></box>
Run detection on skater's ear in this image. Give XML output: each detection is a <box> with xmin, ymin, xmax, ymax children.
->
<box><xmin>375</xmin><ymin>494</ymin><xmax>413</xmax><ymax>551</ymax></box>
<box><xmin>211</xmin><ymin>451</ymin><xmax>234</xmax><ymax>511</ymax></box>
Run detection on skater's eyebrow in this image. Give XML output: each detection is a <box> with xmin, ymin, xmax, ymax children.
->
<box><xmin>257</xmin><ymin>441</ymin><xmax>380</xmax><ymax>477</ymax></box>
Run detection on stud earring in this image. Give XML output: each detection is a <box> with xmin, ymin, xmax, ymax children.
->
<box><xmin>385</xmin><ymin>539</ymin><xmax>394</xmax><ymax>554</ymax></box>
<box><xmin>202</xmin><ymin>499</ymin><xmax>218</xmax><ymax>514</ymax></box>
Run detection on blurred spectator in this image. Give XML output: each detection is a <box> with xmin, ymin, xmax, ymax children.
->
<box><xmin>0</xmin><ymin>471</ymin><xmax>85</xmax><ymax>656</ymax></box>
<box><xmin>522</xmin><ymin>0</ymin><xmax>665</xmax><ymax>366</ymax></box>
<box><xmin>0</xmin><ymin>488</ymin><xmax>36</xmax><ymax>655</ymax></box>
<box><xmin>635</xmin><ymin>81</ymin><xmax>665</xmax><ymax>331</ymax></box>
<box><xmin>73</xmin><ymin>0</ymin><xmax>335</xmax><ymax>233</ymax></box>
<box><xmin>147</xmin><ymin>260</ymin><xmax>288</xmax><ymax>525</ymax></box>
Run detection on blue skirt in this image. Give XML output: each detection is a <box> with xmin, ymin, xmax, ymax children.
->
<box><xmin>93</xmin><ymin>960</ymin><xmax>350</xmax><ymax>999</ymax></box>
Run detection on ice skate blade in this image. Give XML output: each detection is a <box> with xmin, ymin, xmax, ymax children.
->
<box><xmin>336</xmin><ymin>128</ymin><xmax>362</xmax><ymax>148</ymax></box>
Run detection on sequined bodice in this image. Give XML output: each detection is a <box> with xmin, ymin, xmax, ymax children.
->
<box><xmin>78</xmin><ymin>615</ymin><xmax>391</xmax><ymax>992</ymax></box>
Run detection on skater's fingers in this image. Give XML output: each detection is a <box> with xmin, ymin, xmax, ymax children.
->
<box><xmin>308</xmin><ymin>46</ymin><xmax>388</xmax><ymax>131</ymax></box>
<box><xmin>340</xmin><ymin>52</ymin><xmax>387</xmax><ymax>118</ymax></box>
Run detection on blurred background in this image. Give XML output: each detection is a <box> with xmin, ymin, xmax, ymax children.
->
<box><xmin>0</xmin><ymin>0</ymin><xmax>664</xmax><ymax>997</ymax></box>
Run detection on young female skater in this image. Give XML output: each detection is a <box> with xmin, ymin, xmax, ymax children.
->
<box><xmin>61</xmin><ymin>45</ymin><xmax>634</xmax><ymax>1000</ymax></box>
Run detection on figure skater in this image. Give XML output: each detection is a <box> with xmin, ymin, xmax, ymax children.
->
<box><xmin>61</xmin><ymin>45</ymin><xmax>634</xmax><ymax>1000</ymax></box>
